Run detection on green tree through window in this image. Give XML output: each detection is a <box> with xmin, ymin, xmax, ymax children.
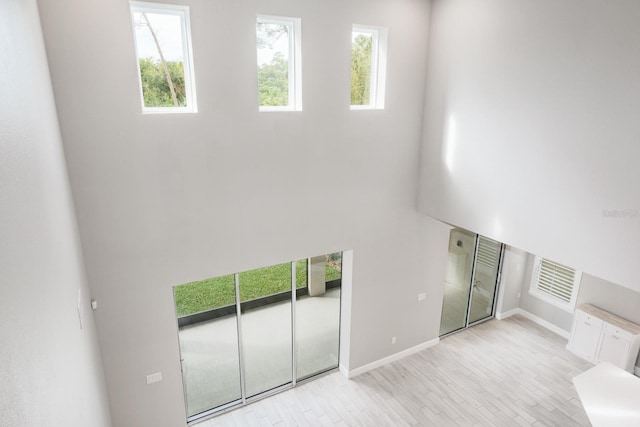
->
<box><xmin>257</xmin><ymin>52</ymin><xmax>289</xmax><ymax>106</ymax></box>
<box><xmin>131</xmin><ymin>4</ymin><xmax>196</xmax><ymax>112</ymax></box>
<box><xmin>351</xmin><ymin>33</ymin><xmax>373</xmax><ymax>105</ymax></box>
<box><xmin>256</xmin><ymin>20</ymin><xmax>292</xmax><ymax>108</ymax></box>
<box><xmin>139</xmin><ymin>57</ymin><xmax>187</xmax><ymax>107</ymax></box>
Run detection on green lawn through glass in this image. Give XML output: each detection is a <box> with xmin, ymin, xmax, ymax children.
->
<box><xmin>175</xmin><ymin>257</ymin><xmax>342</xmax><ymax>317</ymax></box>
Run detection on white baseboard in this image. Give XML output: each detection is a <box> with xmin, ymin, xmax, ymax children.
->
<box><xmin>346</xmin><ymin>338</ymin><xmax>439</xmax><ymax>379</ymax></box>
<box><xmin>495</xmin><ymin>308</ymin><xmax>520</xmax><ymax>320</ymax></box>
<box><xmin>514</xmin><ymin>308</ymin><xmax>570</xmax><ymax>339</ymax></box>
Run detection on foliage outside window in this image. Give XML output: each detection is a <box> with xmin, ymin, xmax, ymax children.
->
<box><xmin>351</xmin><ymin>32</ymin><xmax>373</xmax><ymax>105</ymax></box>
<box><xmin>130</xmin><ymin>2</ymin><xmax>197</xmax><ymax>113</ymax></box>
<box><xmin>529</xmin><ymin>256</ymin><xmax>582</xmax><ymax>312</ymax></box>
<box><xmin>351</xmin><ymin>25</ymin><xmax>387</xmax><ymax>110</ymax></box>
<box><xmin>256</xmin><ymin>16</ymin><xmax>302</xmax><ymax>111</ymax></box>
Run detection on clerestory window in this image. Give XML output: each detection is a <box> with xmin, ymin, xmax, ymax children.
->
<box><xmin>130</xmin><ymin>2</ymin><xmax>197</xmax><ymax>113</ymax></box>
<box><xmin>351</xmin><ymin>25</ymin><xmax>388</xmax><ymax>110</ymax></box>
<box><xmin>256</xmin><ymin>15</ymin><xmax>302</xmax><ymax>111</ymax></box>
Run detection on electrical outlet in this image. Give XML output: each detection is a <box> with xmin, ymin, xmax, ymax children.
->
<box><xmin>418</xmin><ymin>293</ymin><xmax>426</xmax><ymax>301</ymax></box>
<box><xmin>146</xmin><ymin>372</ymin><xmax>162</xmax><ymax>384</ymax></box>
<box><xmin>391</xmin><ymin>336</ymin><xmax>397</xmax><ymax>344</ymax></box>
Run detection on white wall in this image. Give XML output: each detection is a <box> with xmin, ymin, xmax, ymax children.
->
<box><xmin>36</xmin><ymin>0</ymin><xmax>438</xmax><ymax>426</ymax></box>
<box><xmin>0</xmin><ymin>1</ymin><xmax>112</xmax><ymax>426</ymax></box>
<box><xmin>577</xmin><ymin>275</ymin><xmax>640</xmax><ymax>329</ymax></box>
<box><xmin>419</xmin><ymin>0</ymin><xmax>640</xmax><ymax>293</ymax></box>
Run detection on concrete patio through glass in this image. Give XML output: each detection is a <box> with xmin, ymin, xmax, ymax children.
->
<box><xmin>178</xmin><ymin>287</ymin><xmax>341</xmax><ymax>417</ymax></box>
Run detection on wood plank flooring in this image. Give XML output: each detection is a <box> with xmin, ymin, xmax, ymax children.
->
<box><xmin>199</xmin><ymin>315</ymin><xmax>593</xmax><ymax>426</ymax></box>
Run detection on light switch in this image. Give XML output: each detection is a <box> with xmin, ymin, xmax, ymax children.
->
<box><xmin>418</xmin><ymin>293</ymin><xmax>426</xmax><ymax>301</ymax></box>
<box><xmin>146</xmin><ymin>372</ymin><xmax>162</xmax><ymax>384</ymax></box>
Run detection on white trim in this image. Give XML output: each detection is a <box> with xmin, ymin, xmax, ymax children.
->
<box><xmin>234</xmin><ymin>273</ymin><xmax>247</xmax><ymax>403</ymax></box>
<box><xmin>375</xmin><ymin>27</ymin><xmax>388</xmax><ymax>109</ymax></box>
<box><xmin>345</xmin><ymin>338</ymin><xmax>439</xmax><ymax>379</ymax></box>
<box><xmin>338</xmin><ymin>250</ymin><xmax>353</xmax><ymax>381</ymax></box>
<box><xmin>495</xmin><ymin>308</ymin><xmax>520</xmax><ymax>320</ymax></box>
<box><xmin>494</xmin><ymin>273</ymin><xmax>507</xmax><ymax>317</ymax></box>
<box><xmin>515</xmin><ymin>308</ymin><xmax>570</xmax><ymax>339</ymax></box>
<box><xmin>349</xmin><ymin>104</ymin><xmax>378</xmax><ymax>111</ymax></box>
<box><xmin>258</xmin><ymin>105</ymin><xmax>300</xmax><ymax>112</ymax></box>
<box><xmin>290</xmin><ymin>261</ymin><xmax>296</xmax><ymax>387</ymax></box>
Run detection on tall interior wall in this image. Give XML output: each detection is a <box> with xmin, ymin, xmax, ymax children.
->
<box><xmin>0</xmin><ymin>1</ymin><xmax>112</xmax><ymax>426</ymax></box>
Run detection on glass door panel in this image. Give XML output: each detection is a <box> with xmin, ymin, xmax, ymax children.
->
<box><xmin>439</xmin><ymin>229</ymin><xmax>477</xmax><ymax>336</ymax></box>
<box><xmin>174</xmin><ymin>274</ymin><xmax>242</xmax><ymax>417</ymax></box>
<box><xmin>468</xmin><ymin>236</ymin><xmax>502</xmax><ymax>324</ymax></box>
<box><xmin>239</xmin><ymin>263</ymin><xmax>293</xmax><ymax>398</ymax></box>
<box><xmin>296</xmin><ymin>253</ymin><xmax>341</xmax><ymax>381</ymax></box>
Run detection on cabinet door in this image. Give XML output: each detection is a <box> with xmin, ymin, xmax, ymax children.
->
<box><xmin>569</xmin><ymin>310</ymin><xmax>604</xmax><ymax>361</ymax></box>
<box><xmin>598</xmin><ymin>329</ymin><xmax>632</xmax><ymax>370</ymax></box>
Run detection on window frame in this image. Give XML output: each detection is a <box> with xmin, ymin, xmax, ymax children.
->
<box><xmin>130</xmin><ymin>1</ymin><xmax>198</xmax><ymax>114</ymax></box>
<box><xmin>350</xmin><ymin>24</ymin><xmax>388</xmax><ymax>110</ymax></box>
<box><xmin>528</xmin><ymin>256</ymin><xmax>582</xmax><ymax>313</ymax></box>
<box><xmin>256</xmin><ymin>15</ymin><xmax>302</xmax><ymax>112</ymax></box>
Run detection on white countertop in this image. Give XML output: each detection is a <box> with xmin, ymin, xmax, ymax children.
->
<box><xmin>573</xmin><ymin>362</ymin><xmax>640</xmax><ymax>427</ymax></box>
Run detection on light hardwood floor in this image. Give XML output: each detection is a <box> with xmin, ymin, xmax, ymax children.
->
<box><xmin>199</xmin><ymin>315</ymin><xmax>593</xmax><ymax>426</ymax></box>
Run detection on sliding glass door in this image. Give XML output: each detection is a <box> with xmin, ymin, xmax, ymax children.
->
<box><xmin>468</xmin><ymin>236</ymin><xmax>502</xmax><ymax>324</ymax></box>
<box><xmin>174</xmin><ymin>274</ymin><xmax>242</xmax><ymax>417</ymax></box>
<box><xmin>239</xmin><ymin>263</ymin><xmax>293</xmax><ymax>397</ymax></box>
<box><xmin>174</xmin><ymin>252</ymin><xmax>342</xmax><ymax>422</ymax></box>
<box><xmin>296</xmin><ymin>254</ymin><xmax>341</xmax><ymax>381</ymax></box>
<box><xmin>440</xmin><ymin>229</ymin><xmax>477</xmax><ymax>336</ymax></box>
<box><xmin>439</xmin><ymin>229</ymin><xmax>503</xmax><ymax>336</ymax></box>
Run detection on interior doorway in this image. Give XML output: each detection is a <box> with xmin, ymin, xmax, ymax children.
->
<box><xmin>439</xmin><ymin>229</ymin><xmax>504</xmax><ymax>336</ymax></box>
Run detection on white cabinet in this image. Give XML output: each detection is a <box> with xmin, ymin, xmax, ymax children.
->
<box><xmin>599</xmin><ymin>331</ymin><xmax>630</xmax><ymax>368</ymax></box>
<box><xmin>567</xmin><ymin>304</ymin><xmax>640</xmax><ymax>373</ymax></box>
<box><xmin>569</xmin><ymin>310</ymin><xmax>604</xmax><ymax>361</ymax></box>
